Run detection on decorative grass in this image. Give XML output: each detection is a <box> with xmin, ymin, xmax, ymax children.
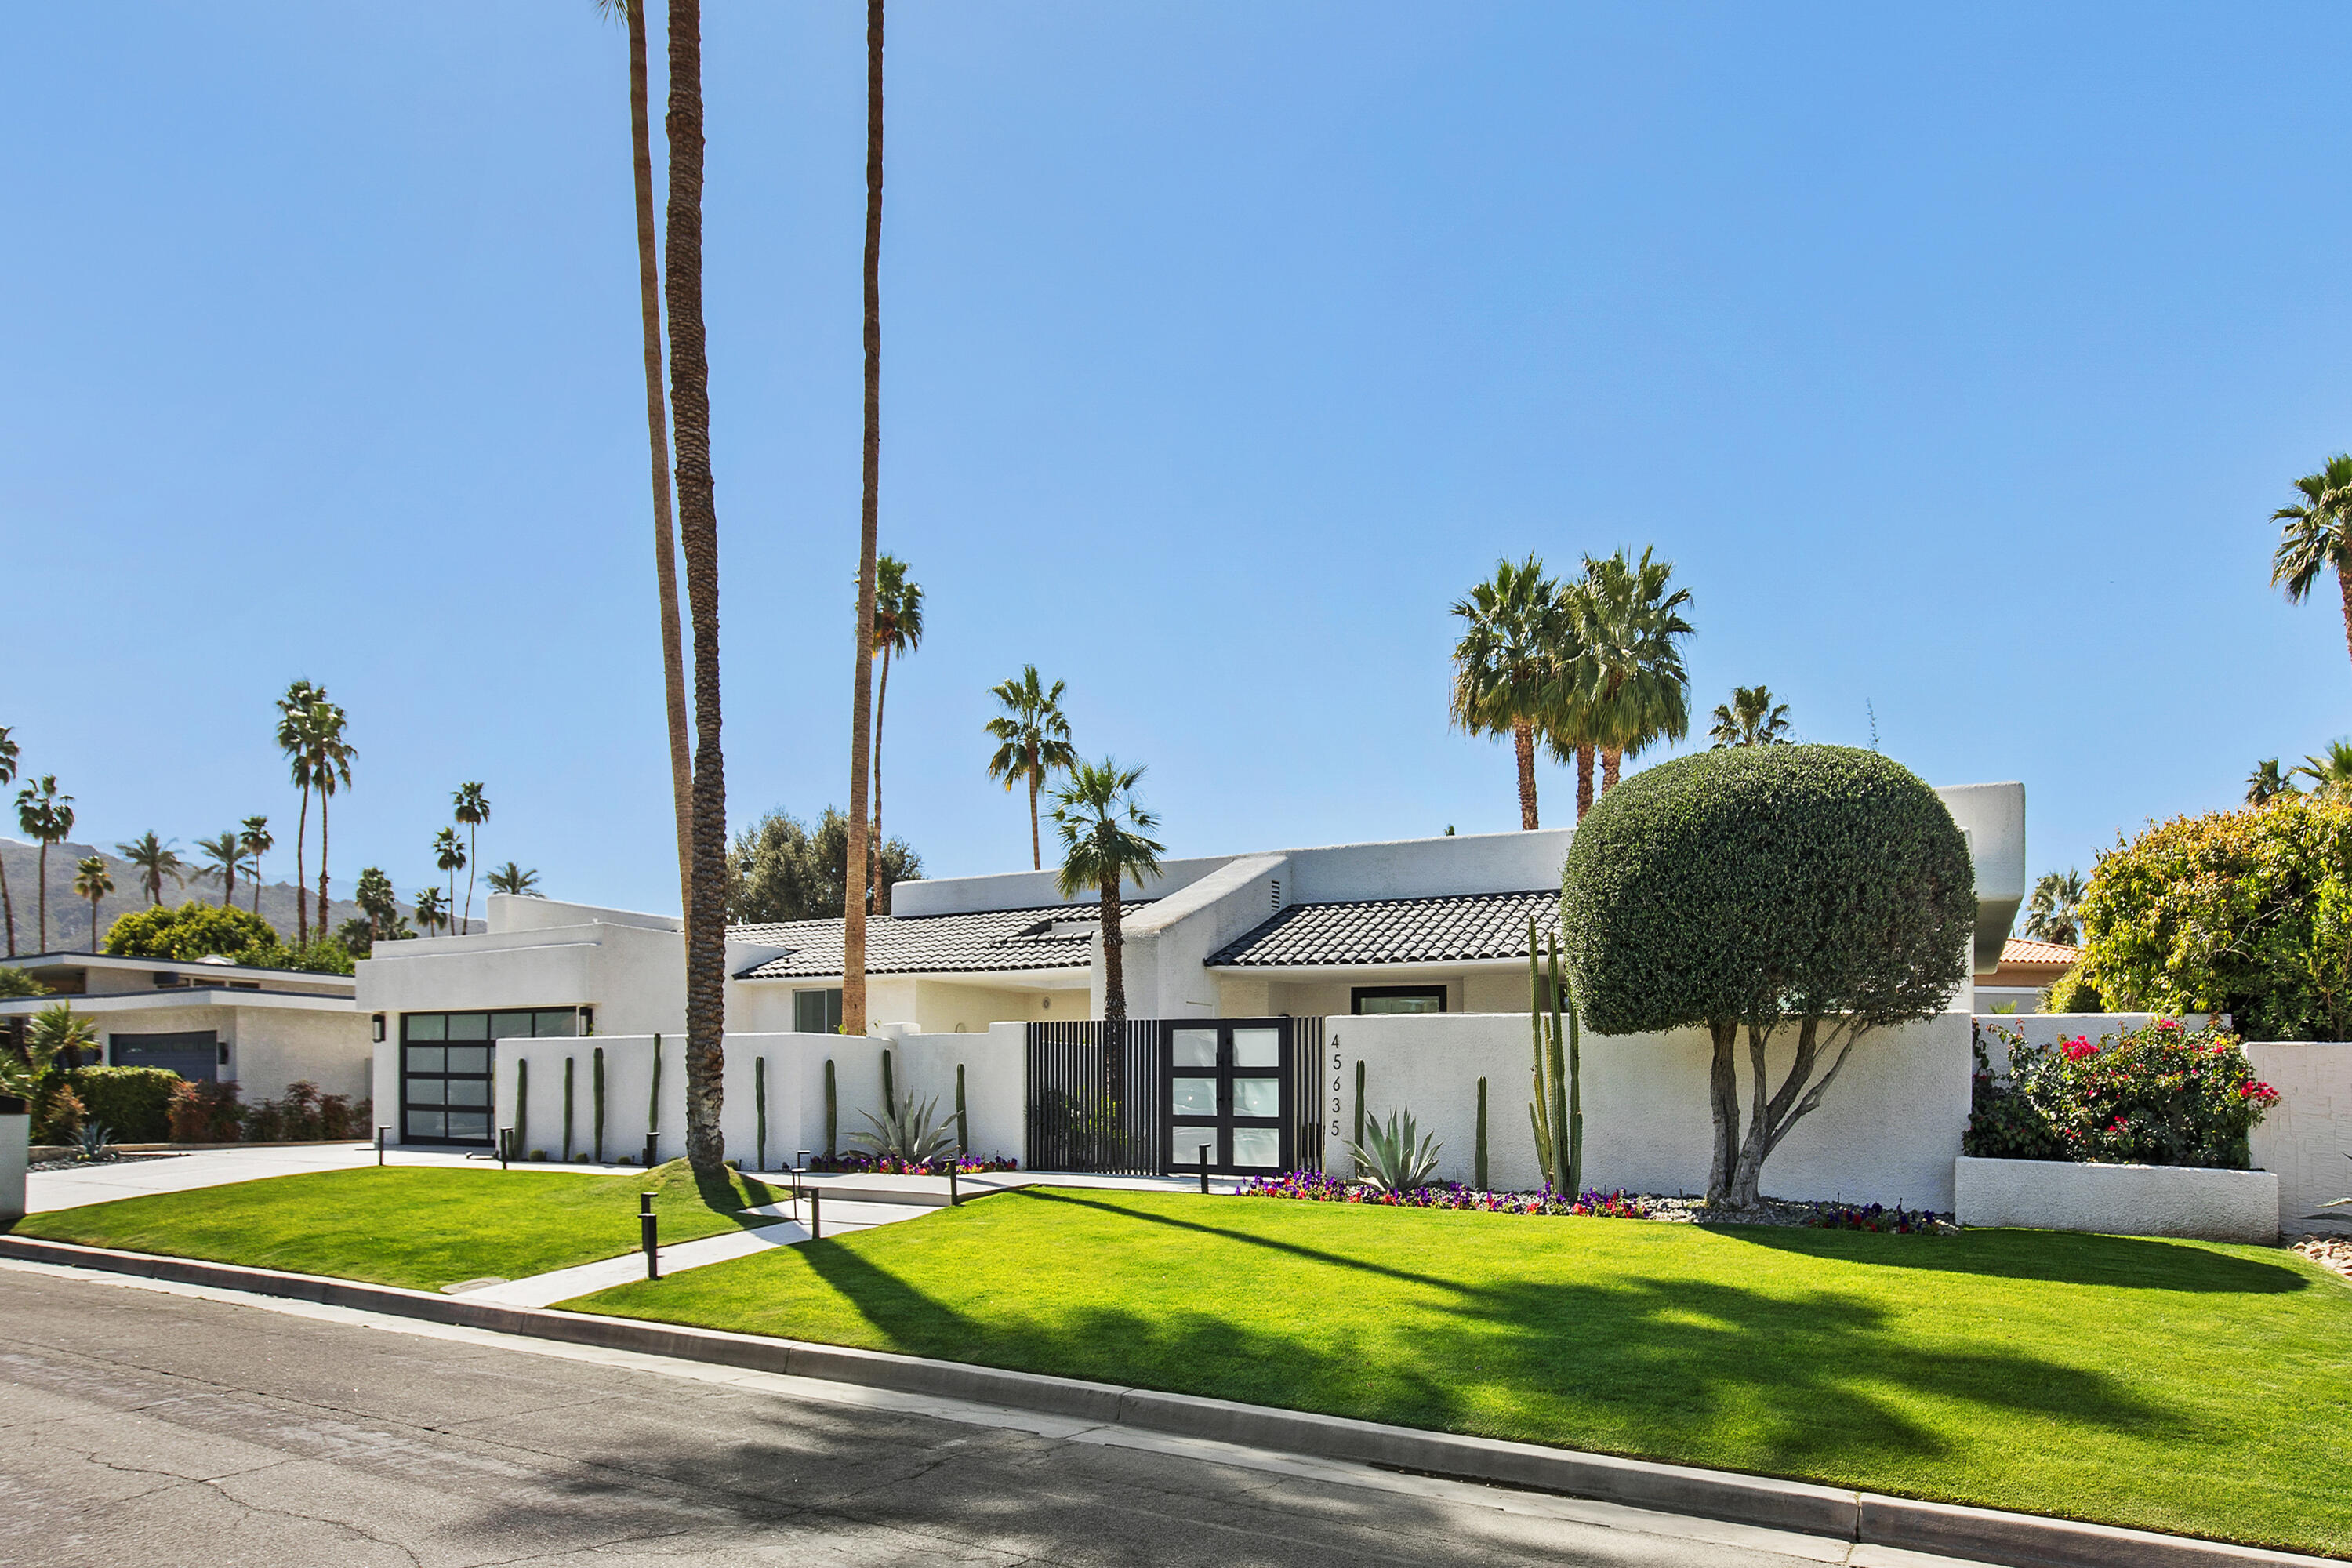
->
<box><xmin>566</xmin><ymin>1187</ymin><xmax>2352</xmax><ymax>1556</ymax></box>
<box><xmin>13</xmin><ymin>1160</ymin><xmax>781</xmax><ymax>1293</ymax></box>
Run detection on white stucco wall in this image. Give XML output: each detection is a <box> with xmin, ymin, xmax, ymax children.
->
<box><xmin>74</xmin><ymin>998</ymin><xmax>368</xmax><ymax>1105</ymax></box>
<box><xmin>2245</xmin><ymin>1040</ymin><xmax>2352</xmax><ymax>1235</ymax></box>
<box><xmin>1954</xmin><ymin>1155</ymin><xmax>2280</xmax><ymax>1243</ymax></box>
<box><xmin>1323</xmin><ymin>1011</ymin><xmax>1971</xmax><ymax>1209</ymax></box>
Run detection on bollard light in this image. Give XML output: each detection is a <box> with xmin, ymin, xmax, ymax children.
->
<box><xmin>1199</xmin><ymin>1142</ymin><xmax>1212</xmax><ymax>1195</ymax></box>
<box><xmin>641</xmin><ymin>1191</ymin><xmax>660</xmax><ymax>1280</ymax></box>
<box><xmin>809</xmin><ymin>1186</ymin><xmax>822</xmax><ymax>1242</ymax></box>
<box><xmin>376</xmin><ymin>1126</ymin><xmax>387</xmax><ymax>1167</ymax></box>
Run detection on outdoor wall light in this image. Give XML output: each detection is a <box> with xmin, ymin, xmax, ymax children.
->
<box><xmin>372</xmin><ymin>1014</ymin><xmax>386</xmax><ymax>1043</ymax></box>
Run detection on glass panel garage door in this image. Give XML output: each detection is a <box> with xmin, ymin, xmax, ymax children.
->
<box><xmin>400</xmin><ymin>1007</ymin><xmax>579</xmax><ymax>1145</ymax></box>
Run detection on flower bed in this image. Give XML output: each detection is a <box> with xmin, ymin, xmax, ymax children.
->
<box><xmin>1237</xmin><ymin>1169</ymin><xmax>1647</xmax><ymax>1218</ymax></box>
<box><xmin>1805</xmin><ymin>1202</ymin><xmax>1946</xmax><ymax>1233</ymax></box>
<box><xmin>1967</xmin><ymin>1018</ymin><xmax>2277</xmax><ymax>1168</ymax></box>
<box><xmin>802</xmin><ymin>1151</ymin><xmax>1017</xmax><ymax>1175</ymax></box>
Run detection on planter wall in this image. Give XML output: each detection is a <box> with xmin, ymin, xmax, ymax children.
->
<box><xmin>1954</xmin><ymin>1155</ymin><xmax>2278</xmax><ymax>1243</ymax></box>
<box><xmin>0</xmin><ymin>1110</ymin><xmax>26</xmax><ymax>1223</ymax></box>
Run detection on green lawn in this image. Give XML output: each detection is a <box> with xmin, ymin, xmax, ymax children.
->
<box><xmin>13</xmin><ymin>1160</ymin><xmax>782</xmax><ymax>1293</ymax></box>
<box><xmin>567</xmin><ymin>1188</ymin><xmax>2352</xmax><ymax>1557</ymax></box>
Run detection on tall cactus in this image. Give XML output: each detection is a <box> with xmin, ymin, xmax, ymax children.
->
<box><xmin>755</xmin><ymin>1056</ymin><xmax>768</xmax><ymax>1171</ymax></box>
<box><xmin>824</xmin><ymin>1058</ymin><xmax>838</xmax><ymax>1159</ymax></box>
<box><xmin>955</xmin><ymin>1062</ymin><xmax>969</xmax><ymax>1155</ymax></box>
<box><xmin>1475</xmin><ymin>1076</ymin><xmax>1489</xmax><ymax>1192</ymax></box>
<box><xmin>563</xmin><ymin>1056</ymin><xmax>575</xmax><ymax>1162</ymax></box>
<box><xmin>1527</xmin><ymin>917</ymin><xmax>1583</xmax><ymax>1195</ymax></box>
<box><xmin>592</xmin><ymin>1046</ymin><xmax>605</xmax><ymax>1162</ymax></box>
<box><xmin>880</xmin><ymin>1047</ymin><xmax>895</xmax><ymax>1111</ymax></box>
<box><xmin>513</xmin><ymin>1058</ymin><xmax>528</xmax><ymax>1156</ymax></box>
<box><xmin>1352</xmin><ymin>1058</ymin><xmax>1367</xmax><ymax>1177</ymax></box>
<box><xmin>648</xmin><ymin>1033</ymin><xmax>663</xmax><ymax>1144</ymax></box>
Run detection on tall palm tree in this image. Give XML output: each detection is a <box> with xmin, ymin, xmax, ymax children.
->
<box><xmin>487</xmin><ymin>862</ymin><xmax>542</xmax><ymax>897</ymax></box>
<box><xmin>434</xmin><ymin>826</ymin><xmax>466</xmax><ymax>933</ymax></box>
<box><xmin>868</xmin><ymin>554</ymin><xmax>923</xmax><ymax>912</ymax></box>
<box><xmin>115</xmin><ymin>832</ymin><xmax>185</xmax><ymax>906</ymax></box>
<box><xmin>842</xmin><ymin>0</ymin><xmax>889</xmax><ymax>1042</ymax></box>
<box><xmin>194</xmin><ymin>831</ymin><xmax>245</xmax><ymax>907</ymax></box>
<box><xmin>663</xmin><ymin>0</ymin><xmax>729</xmax><ymax>1176</ymax></box>
<box><xmin>15</xmin><ymin>777</ymin><xmax>74</xmax><ymax>953</ymax></box>
<box><xmin>303</xmin><ymin>702</ymin><xmax>354</xmax><ymax>949</ymax></box>
<box><xmin>2021</xmin><ymin>869</ymin><xmax>2087</xmax><ymax>946</ymax></box>
<box><xmin>1571</xmin><ymin>549</ymin><xmax>1693</xmax><ymax>796</ymax></box>
<box><xmin>414</xmin><ymin>885</ymin><xmax>448</xmax><ymax>937</ymax></box>
<box><xmin>1051</xmin><ymin>759</ymin><xmax>1165</xmax><ymax>1058</ymax></box>
<box><xmin>0</xmin><ymin>724</ymin><xmax>17</xmax><ymax>956</ymax></box>
<box><xmin>239</xmin><ymin>815</ymin><xmax>273</xmax><ymax>917</ymax></box>
<box><xmin>985</xmin><ymin>666</ymin><xmax>1078</xmax><ymax>869</ymax></box>
<box><xmin>72</xmin><ymin>856</ymin><xmax>112</xmax><ymax>950</ymax></box>
<box><xmin>598</xmin><ymin>0</ymin><xmax>695</xmax><ymax>925</ymax></box>
<box><xmin>2270</xmin><ymin>454</ymin><xmax>2352</xmax><ymax>679</ymax></box>
<box><xmin>452</xmin><ymin>782</ymin><xmax>489</xmax><ymax>929</ymax></box>
<box><xmin>1450</xmin><ymin>557</ymin><xmax>1565</xmax><ymax>830</ymax></box>
<box><xmin>2246</xmin><ymin>758</ymin><xmax>2298</xmax><ymax>806</ymax></box>
<box><xmin>1709</xmin><ymin>684</ymin><xmax>1793</xmax><ymax>749</ymax></box>
<box><xmin>2296</xmin><ymin>739</ymin><xmax>2352</xmax><ymax>800</ymax></box>
<box><xmin>275</xmin><ymin>679</ymin><xmax>323</xmax><ymax>944</ymax></box>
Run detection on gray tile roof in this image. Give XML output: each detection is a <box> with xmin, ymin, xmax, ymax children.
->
<box><xmin>729</xmin><ymin>903</ymin><xmax>1150</xmax><ymax>981</ymax></box>
<box><xmin>1207</xmin><ymin>889</ymin><xmax>1562</xmax><ymax>968</ymax></box>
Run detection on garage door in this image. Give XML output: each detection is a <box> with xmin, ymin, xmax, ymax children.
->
<box><xmin>110</xmin><ymin>1031</ymin><xmax>220</xmax><ymax>1081</ymax></box>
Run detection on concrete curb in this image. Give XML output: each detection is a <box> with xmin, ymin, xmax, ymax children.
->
<box><xmin>0</xmin><ymin>1233</ymin><xmax>2336</xmax><ymax>1568</ymax></box>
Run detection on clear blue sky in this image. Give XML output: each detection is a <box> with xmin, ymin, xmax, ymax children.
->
<box><xmin>6</xmin><ymin>4</ymin><xmax>2349</xmax><ymax>916</ymax></box>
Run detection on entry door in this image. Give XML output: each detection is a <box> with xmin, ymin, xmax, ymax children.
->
<box><xmin>1163</xmin><ymin>1020</ymin><xmax>1292</xmax><ymax>1176</ymax></box>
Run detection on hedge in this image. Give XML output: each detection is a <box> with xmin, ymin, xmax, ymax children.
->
<box><xmin>67</xmin><ymin>1066</ymin><xmax>181</xmax><ymax>1142</ymax></box>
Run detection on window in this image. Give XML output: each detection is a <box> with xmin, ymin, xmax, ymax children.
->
<box><xmin>794</xmin><ymin>988</ymin><xmax>844</xmax><ymax>1033</ymax></box>
<box><xmin>1352</xmin><ymin>985</ymin><xmax>1446</xmax><ymax>1015</ymax></box>
<box><xmin>398</xmin><ymin>1007</ymin><xmax>581</xmax><ymax>1145</ymax></box>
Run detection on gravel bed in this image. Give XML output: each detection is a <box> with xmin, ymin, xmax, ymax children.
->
<box><xmin>1638</xmin><ymin>1193</ymin><xmax>1959</xmax><ymax>1232</ymax></box>
<box><xmin>27</xmin><ymin>1152</ymin><xmax>191</xmax><ymax>1174</ymax></box>
<box><xmin>2291</xmin><ymin>1234</ymin><xmax>2352</xmax><ymax>1284</ymax></box>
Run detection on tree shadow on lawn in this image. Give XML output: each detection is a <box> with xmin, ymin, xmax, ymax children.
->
<box><xmin>1712</xmin><ymin>1222</ymin><xmax>2311</xmax><ymax>1294</ymax></box>
<box><xmin>782</xmin><ymin>1196</ymin><xmax>2201</xmax><ymax>1474</ymax></box>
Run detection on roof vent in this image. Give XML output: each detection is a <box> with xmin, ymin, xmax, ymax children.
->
<box><xmin>1270</xmin><ymin>879</ymin><xmax>1283</xmax><ymax>909</ymax></box>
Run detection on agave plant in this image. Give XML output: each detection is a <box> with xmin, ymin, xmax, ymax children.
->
<box><xmin>851</xmin><ymin>1091</ymin><xmax>959</xmax><ymax>1167</ymax></box>
<box><xmin>1340</xmin><ymin>1106</ymin><xmax>1443</xmax><ymax>1194</ymax></box>
<box><xmin>73</xmin><ymin>1122</ymin><xmax>114</xmax><ymax>1163</ymax></box>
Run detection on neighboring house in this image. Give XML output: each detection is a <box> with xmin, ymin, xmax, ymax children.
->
<box><xmin>0</xmin><ymin>951</ymin><xmax>370</xmax><ymax>1102</ymax></box>
<box><xmin>360</xmin><ymin>781</ymin><xmax>2024</xmax><ymax>1149</ymax></box>
<box><xmin>1975</xmin><ymin>937</ymin><xmax>2080</xmax><ymax>1013</ymax></box>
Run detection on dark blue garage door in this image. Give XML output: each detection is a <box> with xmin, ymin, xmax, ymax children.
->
<box><xmin>111</xmin><ymin>1031</ymin><xmax>220</xmax><ymax>1081</ymax></box>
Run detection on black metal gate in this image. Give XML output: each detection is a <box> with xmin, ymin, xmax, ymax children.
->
<box><xmin>1025</xmin><ymin>1016</ymin><xmax>1325</xmax><ymax>1176</ymax></box>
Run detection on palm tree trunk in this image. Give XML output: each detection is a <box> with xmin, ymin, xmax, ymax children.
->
<box><xmin>626</xmin><ymin>0</ymin><xmax>697</xmax><ymax>927</ymax></box>
<box><xmin>1027</xmin><ymin>767</ymin><xmax>1042</xmax><ymax>871</ymax></box>
<box><xmin>666</xmin><ymin>0</ymin><xmax>730</xmax><ymax>1178</ymax></box>
<box><xmin>2</xmin><ymin>858</ymin><xmax>16</xmax><ymax>956</ymax></box>
<box><xmin>870</xmin><ymin>641</ymin><xmax>891</xmax><ymax>913</ymax></box>
<box><xmin>1511</xmin><ymin>722</ymin><xmax>1539</xmax><ymax>830</ymax></box>
<box><xmin>2337</xmin><ymin>562</ymin><xmax>2352</xmax><ymax>680</ymax></box>
<box><xmin>251</xmin><ymin>864</ymin><xmax>263</xmax><ymax>918</ymax></box>
<box><xmin>1602</xmin><ymin>747</ymin><xmax>1621</xmax><ymax>793</ymax></box>
<box><xmin>89</xmin><ymin>894</ymin><xmax>99</xmax><ymax>949</ymax></box>
<box><xmin>316</xmin><ymin>793</ymin><xmax>329</xmax><ymax>950</ymax></box>
<box><xmin>841</xmin><ymin>0</ymin><xmax>885</xmax><ymax>1040</ymax></box>
<box><xmin>1099</xmin><ymin>862</ymin><xmax>1124</xmax><ymax>1105</ymax></box>
<box><xmin>293</xmin><ymin>786</ymin><xmax>310</xmax><ymax>946</ymax></box>
<box><xmin>463</xmin><ymin>826</ymin><xmax>477</xmax><ymax>931</ymax></box>
<box><xmin>1575</xmin><ymin>744</ymin><xmax>1595</xmax><ymax>820</ymax></box>
<box><xmin>35</xmin><ymin>841</ymin><xmax>47</xmax><ymax>953</ymax></box>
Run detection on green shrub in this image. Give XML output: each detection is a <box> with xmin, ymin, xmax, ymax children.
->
<box><xmin>0</xmin><ymin>967</ymin><xmax>46</xmax><ymax>998</ymax></box>
<box><xmin>1562</xmin><ymin>745</ymin><xmax>1976</xmax><ymax>1207</ymax></box>
<box><xmin>100</xmin><ymin>902</ymin><xmax>353</xmax><ymax>975</ymax></box>
<box><xmin>2042</xmin><ymin>963</ymin><xmax>2107</xmax><ymax>1014</ymax></box>
<box><xmin>2074</xmin><ymin>799</ymin><xmax>2352</xmax><ymax>1040</ymax></box>
<box><xmin>67</xmin><ymin>1066</ymin><xmax>180</xmax><ymax>1142</ymax></box>
<box><xmin>242</xmin><ymin>1080</ymin><xmax>366</xmax><ymax>1141</ymax></box>
<box><xmin>31</xmin><ymin>1083</ymin><xmax>85</xmax><ymax>1143</ymax></box>
<box><xmin>1967</xmin><ymin>1019</ymin><xmax>2279</xmax><ymax>1169</ymax></box>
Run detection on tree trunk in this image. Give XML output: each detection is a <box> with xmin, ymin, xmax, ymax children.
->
<box><xmin>89</xmin><ymin>895</ymin><xmax>100</xmax><ymax>950</ymax></box>
<box><xmin>2337</xmin><ymin>562</ymin><xmax>2352</xmax><ymax>683</ymax></box>
<box><xmin>1512</xmin><ymin>721</ymin><xmax>1539</xmax><ymax>830</ymax></box>
<box><xmin>316</xmin><ymin>793</ymin><xmax>330</xmax><ymax>951</ymax></box>
<box><xmin>840</xmin><ymin>0</ymin><xmax>884</xmax><ymax>1040</ymax></box>
<box><xmin>1099</xmin><ymin>862</ymin><xmax>1124</xmax><ymax>1105</ymax></box>
<box><xmin>463</xmin><ymin>826</ymin><xmax>477</xmax><ymax>931</ymax></box>
<box><xmin>869</xmin><ymin>641</ymin><xmax>891</xmax><ymax>913</ymax></box>
<box><xmin>1704</xmin><ymin>1018</ymin><xmax>1740</xmax><ymax>1206</ymax></box>
<box><xmin>666</xmin><ymin>0</ymin><xmax>729</xmax><ymax>1178</ymax></box>
<box><xmin>252</xmin><ymin>854</ymin><xmax>263</xmax><ymax>917</ymax></box>
<box><xmin>1601</xmin><ymin>747</ymin><xmax>1621</xmax><ymax>793</ymax></box>
<box><xmin>1</xmin><ymin>856</ymin><xmax>15</xmax><ymax>956</ymax></box>
<box><xmin>626</xmin><ymin>0</ymin><xmax>697</xmax><ymax>928</ymax></box>
<box><xmin>1575</xmin><ymin>743</ymin><xmax>1595</xmax><ymax>821</ymax></box>
<box><xmin>1028</xmin><ymin>758</ymin><xmax>1042</xmax><ymax>871</ymax></box>
<box><xmin>293</xmin><ymin>786</ymin><xmax>310</xmax><ymax>946</ymax></box>
<box><xmin>34</xmin><ymin>841</ymin><xmax>47</xmax><ymax>953</ymax></box>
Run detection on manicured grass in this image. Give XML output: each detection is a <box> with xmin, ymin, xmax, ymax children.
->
<box><xmin>13</xmin><ymin>1160</ymin><xmax>782</xmax><ymax>1293</ymax></box>
<box><xmin>568</xmin><ymin>1188</ymin><xmax>2352</xmax><ymax>1556</ymax></box>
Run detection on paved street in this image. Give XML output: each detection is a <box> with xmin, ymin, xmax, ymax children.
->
<box><xmin>0</xmin><ymin>1262</ymin><xmax>1980</xmax><ymax>1568</ymax></box>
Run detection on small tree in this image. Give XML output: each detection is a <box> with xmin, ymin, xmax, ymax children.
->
<box><xmin>1561</xmin><ymin>745</ymin><xmax>1974</xmax><ymax>1208</ymax></box>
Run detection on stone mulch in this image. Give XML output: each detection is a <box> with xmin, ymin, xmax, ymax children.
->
<box><xmin>27</xmin><ymin>1151</ymin><xmax>189</xmax><ymax>1174</ymax></box>
<box><xmin>1638</xmin><ymin>1194</ymin><xmax>1962</xmax><ymax>1232</ymax></box>
<box><xmin>2290</xmin><ymin>1234</ymin><xmax>2352</xmax><ymax>1284</ymax></box>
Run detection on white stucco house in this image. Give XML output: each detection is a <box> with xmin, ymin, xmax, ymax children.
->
<box><xmin>0</xmin><ymin>950</ymin><xmax>371</xmax><ymax>1102</ymax></box>
<box><xmin>358</xmin><ymin>782</ymin><xmax>2025</xmax><ymax>1149</ymax></box>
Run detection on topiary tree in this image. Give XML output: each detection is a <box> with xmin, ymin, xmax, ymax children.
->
<box><xmin>1561</xmin><ymin>745</ymin><xmax>1976</xmax><ymax>1208</ymax></box>
<box><xmin>2074</xmin><ymin>797</ymin><xmax>2352</xmax><ymax>1040</ymax></box>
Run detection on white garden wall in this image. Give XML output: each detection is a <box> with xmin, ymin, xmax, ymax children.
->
<box><xmin>491</xmin><ymin>1024</ymin><xmax>1025</xmax><ymax>1171</ymax></box>
<box><xmin>2245</xmin><ymin>1040</ymin><xmax>2352</xmax><ymax>1234</ymax></box>
<box><xmin>1323</xmin><ymin>1012</ymin><xmax>1972</xmax><ymax>1210</ymax></box>
<box><xmin>1954</xmin><ymin>1156</ymin><xmax>2279</xmax><ymax>1243</ymax></box>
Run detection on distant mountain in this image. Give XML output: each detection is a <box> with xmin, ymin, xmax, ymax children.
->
<box><xmin>0</xmin><ymin>837</ymin><xmax>480</xmax><ymax>959</ymax></box>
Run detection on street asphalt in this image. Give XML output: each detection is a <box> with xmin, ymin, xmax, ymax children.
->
<box><xmin>0</xmin><ymin>1262</ymin><xmax>1980</xmax><ymax>1567</ymax></box>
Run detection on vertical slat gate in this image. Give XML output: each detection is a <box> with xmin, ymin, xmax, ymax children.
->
<box><xmin>1024</xmin><ymin>1020</ymin><xmax>1163</xmax><ymax>1174</ymax></box>
<box><xmin>1292</xmin><ymin>1016</ymin><xmax>1324</xmax><ymax>1174</ymax></box>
